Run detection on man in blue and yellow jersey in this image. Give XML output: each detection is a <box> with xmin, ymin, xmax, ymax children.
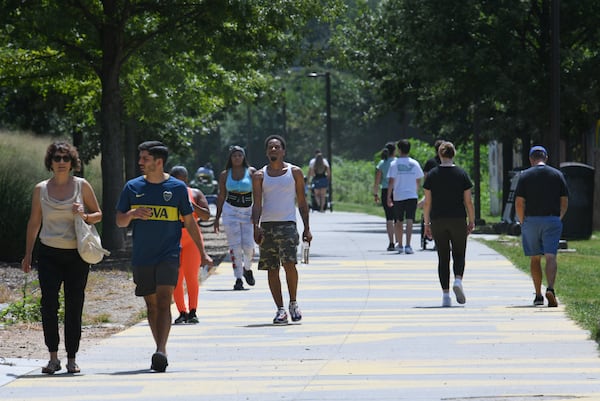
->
<box><xmin>116</xmin><ymin>141</ymin><xmax>213</xmax><ymax>372</ymax></box>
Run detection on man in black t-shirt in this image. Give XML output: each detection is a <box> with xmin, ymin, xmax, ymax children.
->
<box><xmin>418</xmin><ymin>140</ymin><xmax>444</xmax><ymax>250</ymax></box>
<box><xmin>515</xmin><ymin>145</ymin><xmax>568</xmax><ymax>308</ymax></box>
<box><xmin>423</xmin><ymin>139</ymin><xmax>445</xmax><ymax>176</ymax></box>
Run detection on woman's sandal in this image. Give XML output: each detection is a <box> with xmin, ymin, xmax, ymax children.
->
<box><xmin>66</xmin><ymin>361</ymin><xmax>81</xmax><ymax>374</ymax></box>
<box><xmin>41</xmin><ymin>359</ymin><xmax>61</xmax><ymax>374</ymax></box>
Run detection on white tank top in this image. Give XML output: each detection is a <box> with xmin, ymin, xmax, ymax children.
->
<box><xmin>39</xmin><ymin>177</ymin><xmax>82</xmax><ymax>249</ymax></box>
<box><xmin>261</xmin><ymin>164</ymin><xmax>297</xmax><ymax>223</ymax></box>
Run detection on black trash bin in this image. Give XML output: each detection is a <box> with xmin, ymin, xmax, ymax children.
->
<box><xmin>560</xmin><ymin>162</ymin><xmax>595</xmax><ymax>240</ymax></box>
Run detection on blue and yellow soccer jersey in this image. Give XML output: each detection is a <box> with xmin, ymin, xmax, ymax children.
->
<box><xmin>116</xmin><ymin>176</ymin><xmax>193</xmax><ymax>266</ymax></box>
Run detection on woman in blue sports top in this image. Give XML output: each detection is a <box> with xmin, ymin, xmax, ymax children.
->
<box><xmin>215</xmin><ymin>146</ymin><xmax>257</xmax><ymax>290</ymax></box>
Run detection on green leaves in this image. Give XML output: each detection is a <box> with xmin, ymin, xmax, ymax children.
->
<box><xmin>336</xmin><ymin>0</ymin><xmax>600</xmax><ymax>156</ymax></box>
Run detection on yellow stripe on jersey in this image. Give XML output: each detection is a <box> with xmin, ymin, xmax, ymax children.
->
<box><xmin>133</xmin><ymin>205</ymin><xmax>180</xmax><ymax>221</ymax></box>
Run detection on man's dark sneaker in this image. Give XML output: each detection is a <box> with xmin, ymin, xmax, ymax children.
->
<box><xmin>387</xmin><ymin>243</ymin><xmax>395</xmax><ymax>251</ymax></box>
<box><xmin>187</xmin><ymin>309</ymin><xmax>199</xmax><ymax>324</ymax></box>
<box><xmin>546</xmin><ymin>288</ymin><xmax>558</xmax><ymax>307</ymax></box>
<box><xmin>289</xmin><ymin>301</ymin><xmax>302</xmax><ymax>322</ymax></box>
<box><xmin>174</xmin><ymin>312</ymin><xmax>188</xmax><ymax>324</ymax></box>
<box><xmin>151</xmin><ymin>352</ymin><xmax>168</xmax><ymax>372</ymax></box>
<box><xmin>533</xmin><ymin>294</ymin><xmax>544</xmax><ymax>306</ymax></box>
<box><xmin>234</xmin><ymin>278</ymin><xmax>244</xmax><ymax>290</ymax></box>
<box><xmin>243</xmin><ymin>269</ymin><xmax>255</xmax><ymax>286</ymax></box>
<box><xmin>273</xmin><ymin>308</ymin><xmax>288</xmax><ymax>325</ymax></box>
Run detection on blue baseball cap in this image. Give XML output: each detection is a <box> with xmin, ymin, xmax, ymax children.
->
<box><xmin>529</xmin><ymin>145</ymin><xmax>547</xmax><ymax>157</ymax></box>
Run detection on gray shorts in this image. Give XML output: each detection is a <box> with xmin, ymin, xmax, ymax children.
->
<box><xmin>258</xmin><ymin>222</ymin><xmax>299</xmax><ymax>270</ymax></box>
<box><xmin>132</xmin><ymin>259</ymin><xmax>179</xmax><ymax>296</ymax></box>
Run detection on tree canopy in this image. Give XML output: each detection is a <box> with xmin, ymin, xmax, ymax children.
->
<box><xmin>2</xmin><ymin>0</ymin><xmax>600</xmax><ymax>251</ymax></box>
<box><xmin>0</xmin><ymin>0</ymin><xmax>343</xmax><ymax>250</ymax></box>
<box><xmin>334</xmin><ymin>0</ymin><xmax>600</xmax><ymax>162</ymax></box>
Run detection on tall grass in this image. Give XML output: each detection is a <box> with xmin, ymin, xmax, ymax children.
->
<box><xmin>0</xmin><ymin>131</ymin><xmax>102</xmax><ymax>261</ymax></box>
<box><xmin>331</xmin><ymin>158</ymin><xmax>374</xmax><ymax>206</ymax></box>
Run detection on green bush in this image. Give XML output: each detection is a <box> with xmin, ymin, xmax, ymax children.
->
<box><xmin>0</xmin><ymin>274</ymin><xmax>42</xmax><ymax>324</ymax></box>
<box><xmin>309</xmin><ymin>138</ymin><xmax>492</xmax><ymax>220</ymax></box>
<box><xmin>0</xmin><ymin>294</ymin><xmax>42</xmax><ymax>324</ymax></box>
<box><xmin>331</xmin><ymin>158</ymin><xmax>374</xmax><ymax>205</ymax></box>
<box><xmin>0</xmin><ymin>276</ymin><xmax>66</xmax><ymax>325</ymax></box>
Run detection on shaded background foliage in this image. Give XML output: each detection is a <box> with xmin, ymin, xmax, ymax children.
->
<box><xmin>1</xmin><ymin>0</ymin><xmax>599</xmax><ymax>255</ymax></box>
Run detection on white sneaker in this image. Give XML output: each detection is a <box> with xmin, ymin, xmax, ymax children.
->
<box><xmin>289</xmin><ymin>301</ymin><xmax>302</xmax><ymax>322</ymax></box>
<box><xmin>442</xmin><ymin>294</ymin><xmax>452</xmax><ymax>307</ymax></box>
<box><xmin>273</xmin><ymin>308</ymin><xmax>288</xmax><ymax>325</ymax></box>
<box><xmin>453</xmin><ymin>280</ymin><xmax>466</xmax><ymax>304</ymax></box>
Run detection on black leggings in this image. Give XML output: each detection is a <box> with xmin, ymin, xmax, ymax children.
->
<box><xmin>381</xmin><ymin>188</ymin><xmax>395</xmax><ymax>221</ymax></box>
<box><xmin>38</xmin><ymin>244</ymin><xmax>89</xmax><ymax>358</ymax></box>
<box><xmin>430</xmin><ymin>218</ymin><xmax>468</xmax><ymax>290</ymax></box>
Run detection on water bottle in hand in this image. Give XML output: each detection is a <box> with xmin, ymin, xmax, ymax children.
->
<box><xmin>301</xmin><ymin>241</ymin><xmax>310</xmax><ymax>264</ymax></box>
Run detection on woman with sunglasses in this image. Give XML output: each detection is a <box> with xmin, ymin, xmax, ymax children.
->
<box><xmin>21</xmin><ymin>141</ymin><xmax>103</xmax><ymax>375</ymax></box>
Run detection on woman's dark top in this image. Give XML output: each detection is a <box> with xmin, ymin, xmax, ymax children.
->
<box><xmin>423</xmin><ymin>165</ymin><xmax>473</xmax><ymax>220</ymax></box>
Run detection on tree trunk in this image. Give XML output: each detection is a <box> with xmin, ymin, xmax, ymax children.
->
<box><xmin>99</xmin><ymin>14</ymin><xmax>126</xmax><ymax>251</ymax></box>
<box><xmin>473</xmin><ymin>127</ymin><xmax>481</xmax><ymax>223</ymax></box>
<box><xmin>124</xmin><ymin>118</ymin><xmax>140</xmax><ymax>181</ymax></box>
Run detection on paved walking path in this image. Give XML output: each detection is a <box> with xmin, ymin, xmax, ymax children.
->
<box><xmin>2</xmin><ymin>211</ymin><xmax>600</xmax><ymax>400</ymax></box>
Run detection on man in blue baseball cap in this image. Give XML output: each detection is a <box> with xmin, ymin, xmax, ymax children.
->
<box><xmin>514</xmin><ymin>145</ymin><xmax>569</xmax><ymax>307</ymax></box>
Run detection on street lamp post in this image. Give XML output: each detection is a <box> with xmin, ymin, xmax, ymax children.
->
<box><xmin>308</xmin><ymin>71</ymin><xmax>333</xmax><ymax>211</ymax></box>
<box><xmin>549</xmin><ymin>0</ymin><xmax>560</xmax><ymax>166</ymax></box>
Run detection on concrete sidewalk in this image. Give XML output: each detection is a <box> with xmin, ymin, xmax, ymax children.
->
<box><xmin>2</xmin><ymin>211</ymin><xmax>600</xmax><ymax>400</ymax></box>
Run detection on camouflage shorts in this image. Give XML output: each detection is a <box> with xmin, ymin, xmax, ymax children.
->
<box><xmin>258</xmin><ymin>222</ymin><xmax>299</xmax><ymax>270</ymax></box>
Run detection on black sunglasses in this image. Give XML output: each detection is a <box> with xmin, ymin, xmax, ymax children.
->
<box><xmin>52</xmin><ymin>155</ymin><xmax>72</xmax><ymax>163</ymax></box>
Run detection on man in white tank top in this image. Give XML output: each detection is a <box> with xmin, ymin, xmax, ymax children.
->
<box><xmin>252</xmin><ymin>135</ymin><xmax>312</xmax><ymax>325</ymax></box>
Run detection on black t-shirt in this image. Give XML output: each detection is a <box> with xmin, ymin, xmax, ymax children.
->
<box><xmin>423</xmin><ymin>156</ymin><xmax>441</xmax><ymax>174</ymax></box>
<box><xmin>514</xmin><ymin>164</ymin><xmax>568</xmax><ymax>217</ymax></box>
<box><xmin>423</xmin><ymin>165</ymin><xmax>473</xmax><ymax>219</ymax></box>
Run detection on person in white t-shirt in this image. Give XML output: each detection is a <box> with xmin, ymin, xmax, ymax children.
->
<box><xmin>386</xmin><ymin>139</ymin><xmax>424</xmax><ymax>254</ymax></box>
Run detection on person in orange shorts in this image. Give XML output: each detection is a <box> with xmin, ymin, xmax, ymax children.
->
<box><xmin>170</xmin><ymin>166</ymin><xmax>211</xmax><ymax>324</ymax></box>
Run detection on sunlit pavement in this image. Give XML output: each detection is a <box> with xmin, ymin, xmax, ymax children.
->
<box><xmin>2</xmin><ymin>211</ymin><xmax>600</xmax><ymax>401</ymax></box>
